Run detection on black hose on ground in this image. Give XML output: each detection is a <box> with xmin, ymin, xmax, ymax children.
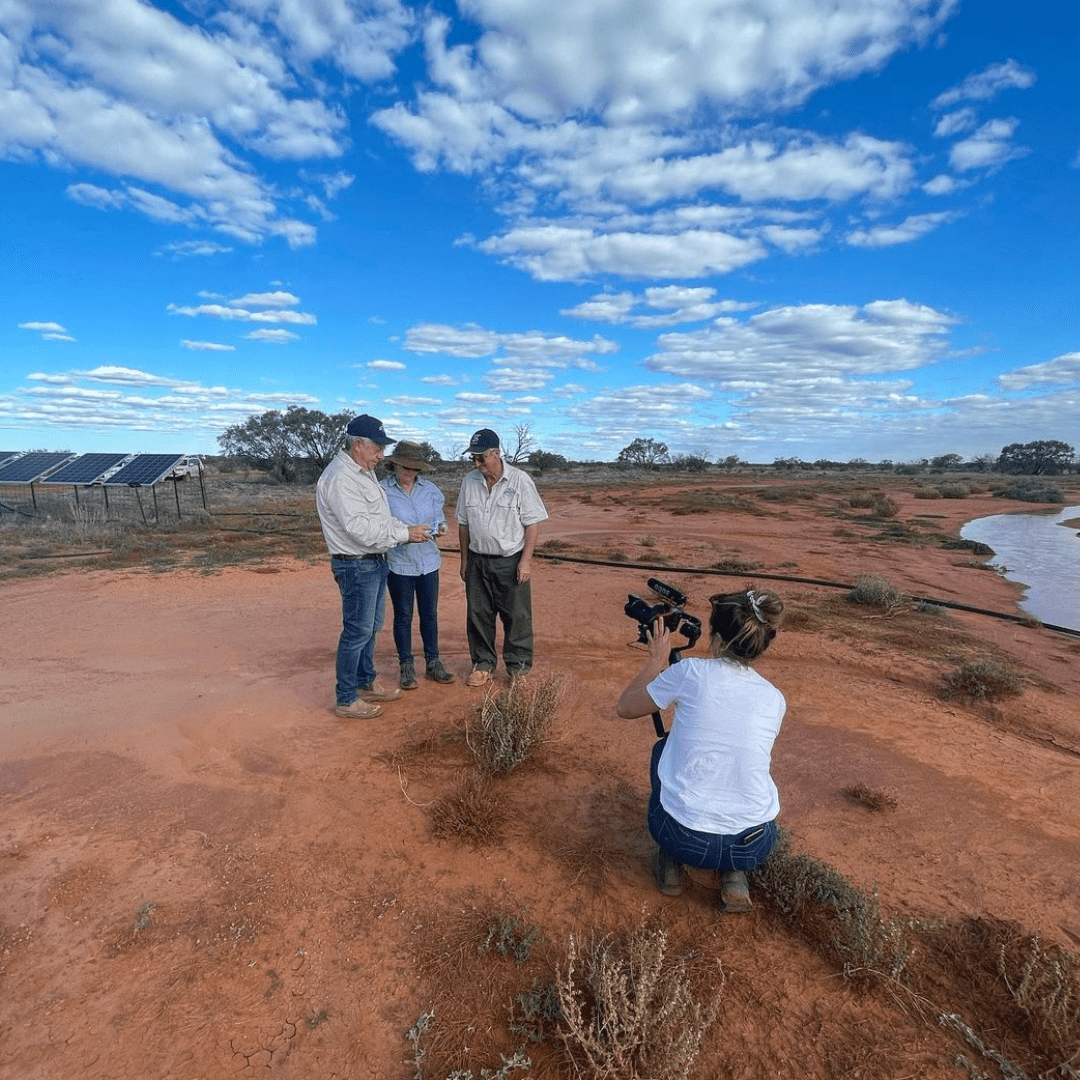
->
<box><xmin>521</xmin><ymin>550</ymin><xmax>1080</xmax><ymax>639</ymax></box>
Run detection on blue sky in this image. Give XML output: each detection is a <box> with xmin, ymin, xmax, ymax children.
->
<box><xmin>2</xmin><ymin>0</ymin><xmax>1077</xmax><ymax>463</ymax></box>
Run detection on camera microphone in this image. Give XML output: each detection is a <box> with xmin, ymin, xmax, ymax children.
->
<box><xmin>647</xmin><ymin>578</ymin><xmax>688</xmax><ymax>607</ymax></box>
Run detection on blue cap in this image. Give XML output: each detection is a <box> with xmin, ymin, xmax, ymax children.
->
<box><xmin>466</xmin><ymin>428</ymin><xmax>500</xmax><ymax>454</ymax></box>
<box><xmin>346</xmin><ymin>414</ymin><xmax>394</xmax><ymax>445</ymax></box>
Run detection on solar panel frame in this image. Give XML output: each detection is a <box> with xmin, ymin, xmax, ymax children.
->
<box><xmin>104</xmin><ymin>454</ymin><xmax>186</xmax><ymax>486</ymax></box>
<box><xmin>40</xmin><ymin>453</ymin><xmax>131</xmax><ymax>485</ymax></box>
<box><xmin>0</xmin><ymin>452</ymin><xmax>76</xmax><ymax>483</ymax></box>
<box><xmin>0</xmin><ymin>452</ymin><xmax>20</xmax><ymax>467</ymax></box>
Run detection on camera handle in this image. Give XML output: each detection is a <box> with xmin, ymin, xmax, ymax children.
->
<box><xmin>651</xmin><ymin>646</ymin><xmax>686</xmax><ymax>738</ymax></box>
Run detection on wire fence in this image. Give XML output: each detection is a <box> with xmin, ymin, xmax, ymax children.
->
<box><xmin>0</xmin><ymin>475</ymin><xmax>209</xmax><ymax>525</ymax></box>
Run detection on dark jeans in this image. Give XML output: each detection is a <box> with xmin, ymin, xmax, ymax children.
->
<box><xmin>464</xmin><ymin>551</ymin><xmax>533</xmax><ymax>673</ymax></box>
<box><xmin>331</xmin><ymin>556</ymin><xmax>388</xmax><ymax>705</ymax></box>
<box><xmin>387</xmin><ymin>569</ymin><xmax>441</xmax><ymax>664</ymax></box>
<box><xmin>648</xmin><ymin>736</ymin><xmax>777</xmax><ymax>872</ymax></box>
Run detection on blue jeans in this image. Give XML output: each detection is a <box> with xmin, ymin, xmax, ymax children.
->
<box><xmin>331</xmin><ymin>556</ymin><xmax>388</xmax><ymax>705</ymax></box>
<box><xmin>648</xmin><ymin>736</ymin><xmax>777</xmax><ymax>872</ymax></box>
<box><xmin>387</xmin><ymin>569</ymin><xmax>441</xmax><ymax>664</ymax></box>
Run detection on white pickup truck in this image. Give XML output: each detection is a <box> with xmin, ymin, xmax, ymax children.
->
<box><xmin>171</xmin><ymin>455</ymin><xmax>203</xmax><ymax>478</ymax></box>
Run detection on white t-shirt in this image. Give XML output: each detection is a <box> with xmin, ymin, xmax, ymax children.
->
<box><xmin>647</xmin><ymin>657</ymin><xmax>785</xmax><ymax>834</ymax></box>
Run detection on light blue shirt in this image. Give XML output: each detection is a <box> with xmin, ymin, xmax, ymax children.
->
<box><xmin>380</xmin><ymin>473</ymin><xmax>446</xmax><ymax>576</ymax></box>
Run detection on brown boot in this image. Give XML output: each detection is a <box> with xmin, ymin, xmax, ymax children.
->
<box><xmin>358</xmin><ymin>680</ymin><xmax>402</xmax><ymax>702</ymax></box>
<box><xmin>720</xmin><ymin>870</ymin><xmax>752</xmax><ymax>912</ymax></box>
<box><xmin>653</xmin><ymin>847</ymin><xmax>684</xmax><ymax>896</ymax></box>
<box><xmin>334</xmin><ymin>698</ymin><xmax>383</xmax><ymax>720</ymax></box>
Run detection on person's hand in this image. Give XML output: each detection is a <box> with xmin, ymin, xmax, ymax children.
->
<box><xmin>459</xmin><ymin>557</ymin><xmax>467</xmax><ymax>582</ymax></box>
<box><xmin>646</xmin><ymin>616</ymin><xmax>672</xmax><ymax>663</ymax></box>
<box><xmin>517</xmin><ymin>556</ymin><xmax>532</xmax><ymax>584</ymax></box>
<box><xmin>407</xmin><ymin>524</ymin><xmax>430</xmax><ymax>543</ymax></box>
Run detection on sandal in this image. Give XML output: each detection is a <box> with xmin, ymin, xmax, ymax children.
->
<box><xmin>466</xmin><ymin>667</ymin><xmax>492</xmax><ymax>688</ymax></box>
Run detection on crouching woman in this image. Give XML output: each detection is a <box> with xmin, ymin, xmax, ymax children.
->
<box><xmin>616</xmin><ymin>588</ymin><xmax>786</xmax><ymax>912</ymax></box>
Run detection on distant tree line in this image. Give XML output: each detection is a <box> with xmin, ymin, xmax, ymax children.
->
<box><xmin>215</xmin><ymin>411</ymin><xmax>1075</xmax><ymax>481</ymax></box>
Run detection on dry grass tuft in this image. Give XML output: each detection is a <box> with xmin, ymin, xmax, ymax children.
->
<box><xmin>555</xmin><ymin>925</ymin><xmax>722</xmax><ymax>1080</ymax></box>
<box><xmin>997</xmin><ymin>931</ymin><xmax>1080</xmax><ymax>1071</ymax></box>
<box><xmin>840</xmin><ymin>783</ymin><xmax>899</xmax><ymax>812</ymax></box>
<box><xmin>468</xmin><ymin>675</ymin><xmax>563</xmax><ymax>775</ymax></box>
<box><xmin>846</xmin><ymin>491</ymin><xmax>900</xmax><ymax>518</ymax></box>
<box><xmin>942</xmin><ymin>657</ymin><xmax>1024</xmax><ymax>702</ymax></box>
<box><xmin>478</xmin><ymin>910</ymin><xmax>545</xmax><ymax>965</ymax></box>
<box><xmin>846</xmin><ymin>574</ymin><xmax>905</xmax><ymax>613</ymax></box>
<box><xmin>912</xmin><ymin>916</ymin><xmax>1080</xmax><ymax>1076</ymax></box>
<box><xmin>751</xmin><ymin>829</ymin><xmax>910</xmax><ymax>981</ymax></box>
<box><xmin>427</xmin><ymin>774</ymin><xmax>506</xmax><ymax>847</ymax></box>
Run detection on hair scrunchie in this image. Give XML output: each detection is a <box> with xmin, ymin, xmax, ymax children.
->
<box><xmin>746</xmin><ymin>590</ymin><xmax>764</xmax><ymax>621</ymax></box>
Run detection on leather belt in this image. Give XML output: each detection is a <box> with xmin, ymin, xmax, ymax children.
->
<box><xmin>331</xmin><ymin>553</ymin><xmax>385</xmax><ymax>560</ymax></box>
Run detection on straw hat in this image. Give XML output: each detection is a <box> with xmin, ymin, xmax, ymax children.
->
<box><xmin>386</xmin><ymin>441</ymin><xmax>433</xmax><ymax>472</ymax></box>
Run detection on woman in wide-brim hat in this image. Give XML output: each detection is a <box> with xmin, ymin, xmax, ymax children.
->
<box><xmin>380</xmin><ymin>442</ymin><xmax>456</xmax><ymax>687</ymax></box>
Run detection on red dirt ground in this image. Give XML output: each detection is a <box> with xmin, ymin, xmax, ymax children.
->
<box><xmin>2</xmin><ymin>480</ymin><xmax>1079</xmax><ymax>1079</ymax></box>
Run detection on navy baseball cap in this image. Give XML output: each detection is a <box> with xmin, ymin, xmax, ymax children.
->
<box><xmin>466</xmin><ymin>428</ymin><xmax>500</xmax><ymax>454</ymax></box>
<box><xmin>346</xmin><ymin>414</ymin><xmax>394</xmax><ymax>445</ymax></box>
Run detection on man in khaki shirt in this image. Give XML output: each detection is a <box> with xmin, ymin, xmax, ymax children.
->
<box><xmin>316</xmin><ymin>414</ymin><xmax>429</xmax><ymax>719</ymax></box>
<box><xmin>455</xmin><ymin>428</ymin><xmax>548</xmax><ymax>686</ymax></box>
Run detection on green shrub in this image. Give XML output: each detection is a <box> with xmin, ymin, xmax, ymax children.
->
<box><xmin>942</xmin><ymin>658</ymin><xmax>1024</xmax><ymax>702</ymax></box>
<box><xmin>993</xmin><ymin>481</ymin><xmax>1064</xmax><ymax>503</ymax></box>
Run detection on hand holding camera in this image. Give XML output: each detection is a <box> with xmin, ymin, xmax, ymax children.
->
<box><xmin>625</xmin><ymin>577</ymin><xmax>702</xmax><ymax>652</ymax></box>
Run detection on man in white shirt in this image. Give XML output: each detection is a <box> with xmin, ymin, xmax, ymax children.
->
<box><xmin>455</xmin><ymin>428</ymin><xmax>548</xmax><ymax>686</ymax></box>
<box><xmin>316</xmin><ymin>415</ymin><xmax>430</xmax><ymax>719</ymax></box>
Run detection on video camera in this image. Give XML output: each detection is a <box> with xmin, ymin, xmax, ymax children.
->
<box><xmin>624</xmin><ymin>577</ymin><xmax>701</xmax><ymax>650</ymax></box>
<box><xmin>624</xmin><ymin>578</ymin><xmax>701</xmax><ymax>739</ymax></box>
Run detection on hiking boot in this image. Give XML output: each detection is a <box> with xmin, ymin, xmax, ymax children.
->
<box><xmin>466</xmin><ymin>667</ymin><xmax>492</xmax><ymax>688</ymax></box>
<box><xmin>399</xmin><ymin>661</ymin><xmax>418</xmax><ymax>690</ymax></box>
<box><xmin>720</xmin><ymin>870</ymin><xmax>752</xmax><ymax>912</ymax></box>
<box><xmin>425</xmin><ymin>659</ymin><xmax>455</xmax><ymax>684</ymax></box>
<box><xmin>334</xmin><ymin>698</ymin><xmax>383</xmax><ymax>720</ymax></box>
<box><xmin>653</xmin><ymin>847</ymin><xmax>684</xmax><ymax>896</ymax></box>
<box><xmin>358</xmin><ymin>680</ymin><xmax>402</xmax><ymax>702</ymax></box>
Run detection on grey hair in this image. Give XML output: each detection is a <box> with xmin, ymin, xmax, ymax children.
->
<box><xmin>345</xmin><ymin>434</ymin><xmax>376</xmax><ymax>452</ymax></box>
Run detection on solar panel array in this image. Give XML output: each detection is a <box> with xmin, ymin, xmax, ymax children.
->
<box><xmin>0</xmin><ymin>452</ymin><xmax>75</xmax><ymax>483</ymax></box>
<box><xmin>41</xmin><ymin>453</ymin><xmax>130</xmax><ymax>485</ymax></box>
<box><xmin>105</xmin><ymin>454</ymin><xmax>186</xmax><ymax>486</ymax></box>
<box><xmin>0</xmin><ymin>452</ymin><xmax>19</xmax><ymax>467</ymax></box>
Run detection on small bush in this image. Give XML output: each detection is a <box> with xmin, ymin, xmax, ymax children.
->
<box><xmin>638</xmin><ymin>535</ymin><xmax>658</xmax><ymax>548</ymax></box>
<box><xmin>608</xmin><ymin>551</ymin><xmax>628</xmax><ymax>562</ymax></box>
<box><xmin>847</xmin><ymin>492</ymin><xmax>900</xmax><ymax>517</ymax></box>
<box><xmin>993</xmin><ymin>481</ymin><xmax>1064</xmax><ymax>503</ymax></box>
<box><xmin>712</xmin><ymin>556</ymin><xmax>761</xmax><ymax>572</ymax></box>
<box><xmin>840</xmin><ymin>783</ymin><xmax>898</xmax><ymax>813</ymax></box>
<box><xmin>478</xmin><ymin>912</ymin><xmax>543</xmax><ymax>964</ymax></box>
<box><xmin>427</xmin><ymin>774</ymin><xmax>506</xmax><ymax>847</ymax></box>
<box><xmin>556</xmin><ymin>926</ymin><xmax>721</xmax><ymax>1080</ymax></box>
<box><xmin>913</xmin><ymin>486</ymin><xmax>942</xmax><ymax>499</ymax></box>
<box><xmin>942</xmin><ymin>658</ymin><xmax>1024</xmax><ymax>702</ymax></box>
<box><xmin>936</xmin><ymin>483</ymin><xmax>971</xmax><ymax>499</ymax></box>
<box><xmin>751</xmin><ymin>829</ymin><xmax>910</xmax><ymax>980</ymax></box>
<box><xmin>469</xmin><ymin>676</ymin><xmax>562</xmax><ymax>775</ymax></box>
<box><xmin>997</xmin><ymin>932</ymin><xmax>1080</xmax><ymax>1069</ymax></box>
<box><xmin>940</xmin><ymin>538</ymin><xmax>993</xmax><ymax>555</ymax></box>
<box><xmin>846</xmin><ymin>575</ymin><xmax>904</xmax><ymax>612</ymax></box>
